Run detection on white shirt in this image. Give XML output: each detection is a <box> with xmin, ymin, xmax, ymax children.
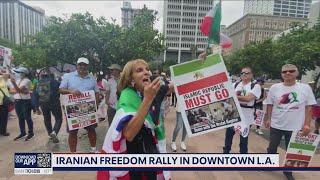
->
<box><xmin>234</xmin><ymin>82</ymin><xmax>261</xmax><ymax>125</ymax></box>
<box><xmin>8</xmin><ymin>78</ymin><xmax>31</xmax><ymax>100</ymax></box>
<box><xmin>266</xmin><ymin>83</ymin><xmax>316</xmax><ymax>131</ymax></box>
<box><xmin>103</xmin><ymin>76</ymin><xmax>118</xmax><ymax>109</ymax></box>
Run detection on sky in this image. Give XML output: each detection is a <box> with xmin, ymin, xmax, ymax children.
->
<box><xmin>22</xmin><ymin>0</ymin><xmax>245</xmax><ymax>32</ymax></box>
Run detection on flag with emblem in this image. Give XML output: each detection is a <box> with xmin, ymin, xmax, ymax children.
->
<box><xmin>97</xmin><ymin>87</ymin><xmax>163</xmax><ymax>180</ymax></box>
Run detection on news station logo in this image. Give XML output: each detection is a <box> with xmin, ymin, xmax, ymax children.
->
<box><xmin>14</xmin><ymin>153</ymin><xmax>53</xmax><ymax>175</ymax></box>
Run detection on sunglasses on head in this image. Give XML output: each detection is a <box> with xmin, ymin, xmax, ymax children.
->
<box><xmin>281</xmin><ymin>70</ymin><xmax>296</xmax><ymax>74</ymax></box>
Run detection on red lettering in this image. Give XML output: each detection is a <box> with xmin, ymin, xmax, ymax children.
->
<box><xmin>215</xmin><ymin>89</ymin><xmax>229</xmax><ymax>100</ymax></box>
<box><xmin>222</xmin><ymin>89</ymin><xmax>229</xmax><ymax>98</ymax></box>
<box><xmin>204</xmin><ymin>93</ymin><xmax>211</xmax><ymax>103</ymax></box>
<box><xmin>215</xmin><ymin>91</ymin><xmax>223</xmax><ymax>100</ymax></box>
<box><xmin>185</xmin><ymin>93</ymin><xmax>213</xmax><ymax>109</ymax></box>
<box><xmin>199</xmin><ymin>95</ymin><xmax>206</xmax><ymax>104</ymax></box>
<box><xmin>185</xmin><ymin>99</ymin><xmax>194</xmax><ymax>109</ymax></box>
<box><xmin>193</xmin><ymin>97</ymin><xmax>200</xmax><ymax>106</ymax></box>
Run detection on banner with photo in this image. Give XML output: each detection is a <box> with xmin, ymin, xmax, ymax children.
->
<box><xmin>254</xmin><ymin>109</ymin><xmax>265</xmax><ymax>127</ymax></box>
<box><xmin>60</xmin><ymin>90</ymin><xmax>98</xmax><ymax>130</ymax></box>
<box><xmin>284</xmin><ymin>131</ymin><xmax>320</xmax><ymax>167</ymax></box>
<box><xmin>0</xmin><ymin>45</ymin><xmax>13</xmax><ymax>70</ymax></box>
<box><xmin>170</xmin><ymin>53</ymin><xmax>245</xmax><ymax>137</ymax></box>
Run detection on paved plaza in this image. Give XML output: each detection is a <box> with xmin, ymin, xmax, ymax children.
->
<box><xmin>0</xmin><ymin>107</ymin><xmax>319</xmax><ymax>180</ymax></box>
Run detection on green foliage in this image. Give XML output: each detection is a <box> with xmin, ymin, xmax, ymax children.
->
<box><xmin>0</xmin><ymin>38</ymin><xmax>16</xmax><ymax>49</ymax></box>
<box><xmin>163</xmin><ymin>59</ymin><xmax>177</xmax><ymax>74</ymax></box>
<box><xmin>225</xmin><ymin>39</ymin><xmax>279</xmax><ymax>78</ymax></box>
<box><xmin>12</xmin><ymin>8</ymin><xmax>165</xmax><ymax>73</ymax></box>
<box><xmin>225</xmin><ymin>19</ymin><xmax>320</xmax><ymax>96</ymax></box>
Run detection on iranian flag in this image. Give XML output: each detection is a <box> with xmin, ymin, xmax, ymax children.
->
<box><xmin>220</xmin><ymin>33</ymin><xmax>232</xmax><ymax>49</ymax></box>
<box><xmin>200</xmin><ymin>1</ymin><xmax>222</xmax><ymax>45</ymax></box>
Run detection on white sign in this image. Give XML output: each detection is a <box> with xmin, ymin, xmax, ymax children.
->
<box><xmin>60</xmin><ymin>90</ymin><xmax>98</xmax><ymax>130</ymax></box>
<box><xmin>170</xmin><ymin>53</ymin><xmax>245</xmax><ymax>137</ymax></box>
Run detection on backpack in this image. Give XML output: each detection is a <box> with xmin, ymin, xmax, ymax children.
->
<box><xmin>37</xmin><ymin>79</ymin><xmax>51</xmax><ymax>104</ymax></box>
<box><xmin>234</xmin><ymin>81</ymin><xmax>256</xmax><ymax>91</ymax></box>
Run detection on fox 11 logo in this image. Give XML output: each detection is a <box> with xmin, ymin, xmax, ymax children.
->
<box><xmin>14</xmin><ymin>153</ymin><xmax>52</xmax><ymax>175</ymax></box>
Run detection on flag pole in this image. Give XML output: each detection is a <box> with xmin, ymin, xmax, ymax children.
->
<box><xmin>206</xmin><ymin>0</ymin><xmax>221</xmax><ymax>55</ymax></box>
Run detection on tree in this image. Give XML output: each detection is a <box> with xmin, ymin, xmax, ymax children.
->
<box><xmin>12</xmin><ymin>8</ymin><xmax>165</xmax><ymax>73</ymax></box>
<box><xmin>225</xmin><ymin>19</ymin><xmax>320</xmax><ymax>97</ymax></box>
<box><xmin>225</xmin><ymin>39</ymin><xmax>279</xmax><ymax>78</ymax></box>
<box><xmin>119</xmin><ymin>7</ymin><xmax>165</xmax><ymax>63</ymax></box>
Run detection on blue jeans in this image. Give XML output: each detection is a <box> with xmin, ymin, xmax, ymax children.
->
<box><xmin>172</xmin><ymin>112</ymin><xmax>187</xmax><ymax>142</ymax></box>
<box><xmin>15</xmin><ymin>99</ymin><xmax>33</xmax><ymax>135</ymax></box>
<box><xmin>223</xmin><ymin>127</ymin><xmax>248</xmax><ymax>154</ymax></box>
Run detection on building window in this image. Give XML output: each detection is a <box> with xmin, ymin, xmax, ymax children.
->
<box><xmin>289</xmin><ymin>10</ymin><xmax>296</xmax><ymax>13</ymax></box>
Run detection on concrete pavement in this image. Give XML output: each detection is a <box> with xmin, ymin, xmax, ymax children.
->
<box><xmin>0</xmin><ymin>107</ymin><xmax>319</xmax><ymax>180</ymax></box>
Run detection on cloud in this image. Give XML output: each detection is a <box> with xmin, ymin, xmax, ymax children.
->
<box><xmin>22</xmin><ymin>1</ymin><xmax>243</xmax><ymax>28</ymax></box>
<box><xmin>221</xmin><ymin>1</ymin><xmax>244</xmax><ymax>26</ymax></box>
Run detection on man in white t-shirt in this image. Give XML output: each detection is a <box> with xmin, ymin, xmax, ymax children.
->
<box><xmin>264</xmin><ymin>64</ymin><xmax>316</xmax><ymax>180</ymax></box>
<box><xmin>223</xmin><ymin>67</ymin><xmax>261</xmax><ymax>154</ymax></box>
<box><xmin>103</xmin><ymin>64</ymin><xmax>121</xmax><ymax>126</ymax></box>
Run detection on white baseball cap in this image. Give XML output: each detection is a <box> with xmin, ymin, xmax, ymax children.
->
<box><xmin>77</xmin><ymin>57</ymin><xmax>89</xmax><ymax>65</ymax></box>
<box><xmin>13</xmin><ymin>67</ymin><xmax>29</xmax><ymax>74</ymax></box>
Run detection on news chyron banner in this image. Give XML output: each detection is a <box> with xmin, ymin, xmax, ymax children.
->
<box><xmin>284</xmin><ymin>131</ymin><xmax>320</xmax><ymax>167</ymax></box>
<box><xmin>14</xmin><ymin>153</ymin><xmax>279</xmax><ymax>174</ymax></box>
<box><xmin>60</xmin><ymin>90</ymin><xmax>98</xmax><ymax>130</ymax></box>
<box><xmin>170</xmin><ymin>53</ymin><xmax>245</xmax><ymax>137</ymax></box>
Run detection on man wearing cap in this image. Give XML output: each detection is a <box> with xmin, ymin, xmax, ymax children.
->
<box><xmin>103</xmin><ymin>64</ymin><xmax>121</xmax><ymax>126</ymax></box>
<box><xmin>59</xmin><ymin>57</ymin><xmax>100</xmax><ymax>153</ymax></box>
<box><xmin>8</xmin><ymin>67</ymin><xmax>35</xmax><ymax>141</ymax></box>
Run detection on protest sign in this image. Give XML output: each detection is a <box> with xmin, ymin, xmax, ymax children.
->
<box><xmin>284</xmin><ymin>131</ymin><xmax>320</xmax><ymax>167</ymax></box>
<box><xmin>254</xmin><ymin>109</ymin><xmax>264</xmax><ymax>127</ymax></box>
<box><xmin>60</xmin><ymin>90</ymin><xmax>98</xmax><ymax>130</ymax></box>
<box><xmin>170</xmin><ymin>53</ymin><xmax>245</xmax><ymax>137</ymax></box>
<box><xmin>0</xmin><ymin>45</ymin><xmax>12</xmax><ymax>70</ymax></box>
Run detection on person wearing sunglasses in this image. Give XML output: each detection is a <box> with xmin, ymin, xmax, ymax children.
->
<box><xmin>223</xmin><ymin>67</ymin><xmax>261</xmax><ymax>154</ymax></box>
<box><xmin>264</xmin><ymin>64</ymin><xmax>316</xmax><ymax>180</ymax></box>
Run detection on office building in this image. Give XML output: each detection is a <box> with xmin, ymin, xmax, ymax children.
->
<box><xmin>226</xmin><ymin>14</ymin><xmax>307</xmax><ymax>51</ymax></box>
<box><xmin>0</xmin><ymin>0</ymin><xmax>46</xmax><ymax>44</ymax></box>
<box><xmin>163</xmin><ymin>0</ymin><xmax>215</xmax><ymax>63</ymax></box>
<box><xmin>244</xmin><ymin>0</ymin><xmax>312</xmax><ymax>18</ymax></box>
<box><xmin>121</xmin><ymin>1</ymin><xmax>153</xmax><ymax>28</ymax></box>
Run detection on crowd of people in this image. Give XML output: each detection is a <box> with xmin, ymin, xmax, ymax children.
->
<box><xmin>1</xmin><ymin>50</ymin><xmax>320</xmax><ymax>180</ymax></box>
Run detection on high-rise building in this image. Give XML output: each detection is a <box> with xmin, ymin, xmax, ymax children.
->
<box><xmin>220</xmin><ymin>25</ymin><xmax>227</xmax><ymax>34</ymax></box>
<box><xmin>244</xmin><ymin>0</ymin><xmax>274</xmax><ymax>15</ymax></box>
<box><xmin>226</xmin><ymin>14</ymin><xmax>307</xmax><ymax>51</ymax></box>
<box><xmin>163</xmin><ymin>0</ymin><xmax>214</xmax><ymax>63</ymax></box>
<box><xmin>244</xmin><ymin>0</ymin><xmax>312</xmax><ymax>19</ymax></box>
<box><xmin>309</xmin><ymin>1</ymin><xmax>320</xmax><ymax>27</ymax></box>
<box><xmin>121</xmin><ymin>1</ymin><xmax>153</xmax><ymax>28</ymax></box>
<box><xmin>0</xmin><ymin>0</ymin><xmax>46</xmax><ymax>44</ymax></box>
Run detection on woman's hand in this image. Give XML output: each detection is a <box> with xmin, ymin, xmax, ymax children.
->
<box><xmin>198</xmin><ymin>51</ymin><xmax>207</xmax><ymax>61</ymax></box>
<box><xmin>144</xmin><ymin>77</ymin><xmax>161</xmax><ymax>101</ymax></box>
